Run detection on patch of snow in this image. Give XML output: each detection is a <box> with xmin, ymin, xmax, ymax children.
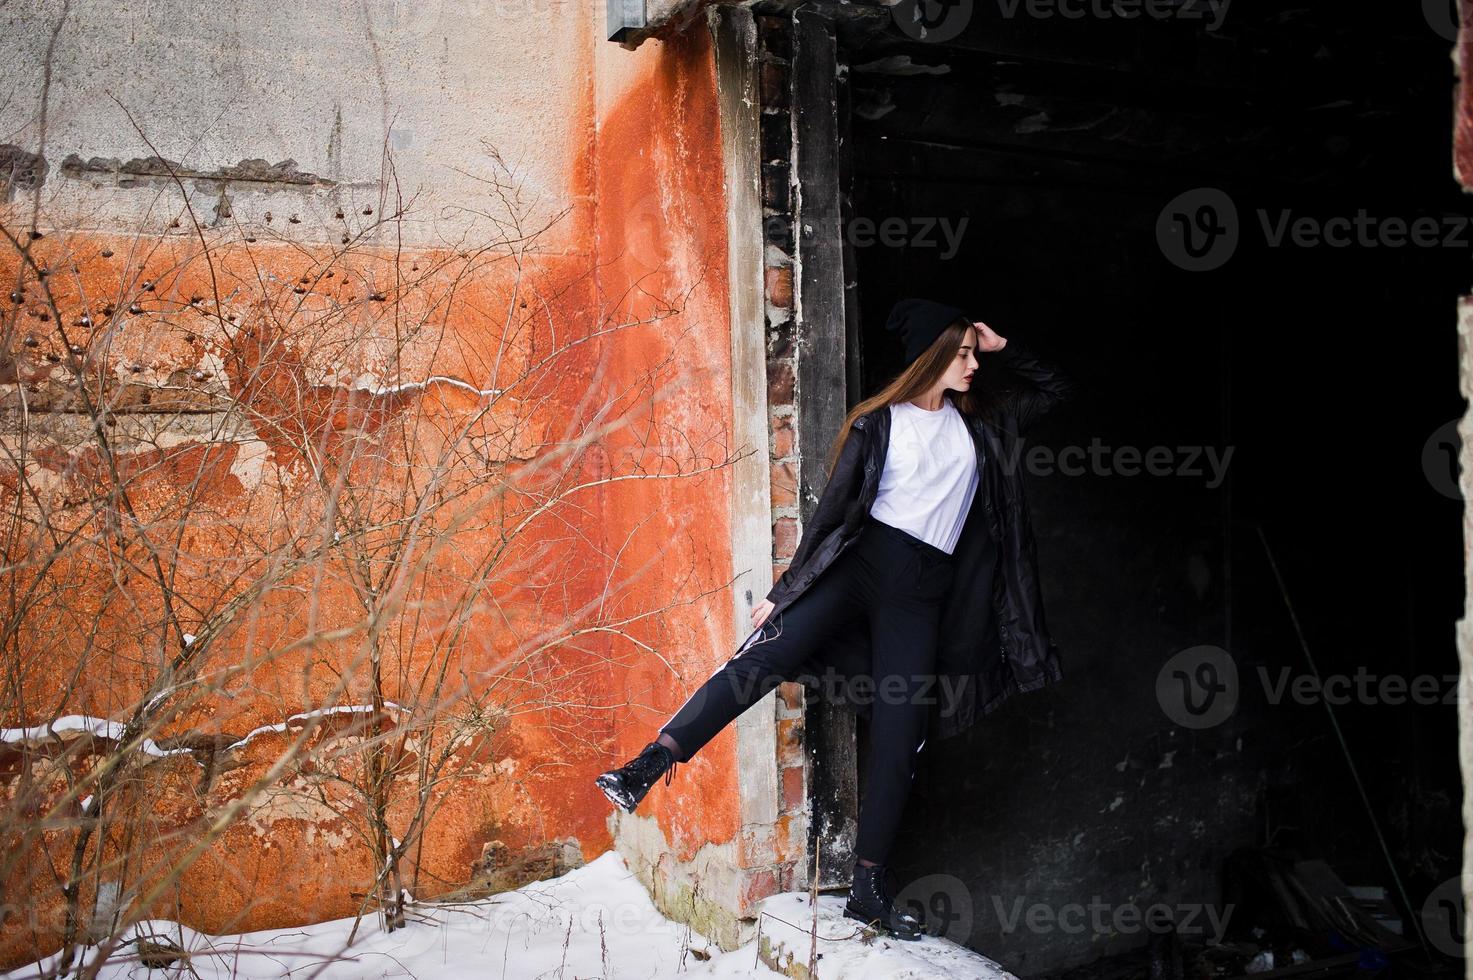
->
<box><xmin>0</xmin><ymin>716</ymin><xmax>193</xmax><ymax>758</ymax></box>
<box><xmin>223</xmin><ymin>703</ymin><xmax>408</xmax><ymax>751</ymax></box>
<box><xmin>349</xmin><ymin>373</ymin><xmax>502</xmax><ymax>398</ymax></box>
<box><xmin>142</xmin><ymin>685</ymin><xmax>178</xmax><ymax>715</ymax></box>
<box><xmin>755</xmin><ymin>890</ymin><xmax>1018</xmax><ymax>979</ymax></box>
<box><xmin>0</xmin><ymin>850</ymin><xmax>1017</xmax><ymax>979</ymax></box>
<box><xmin>1</xmin><ymin>704</ymin><xmax>409</xmax><ymax>760</ymax></box>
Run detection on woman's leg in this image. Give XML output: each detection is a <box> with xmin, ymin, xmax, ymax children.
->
<box><xmin>657</xmin><ymin>547</ymin><xmax>867</xmax><ymax>763</ymax></box>
<box><xmin>852</xmin><ymin>544</ymin><xmax>952</xmax><ymax>866</ymax></box>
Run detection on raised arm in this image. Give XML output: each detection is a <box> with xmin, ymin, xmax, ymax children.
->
<box><xmin>975</xmin><ymin>322</ymin><xmax>1079</xmax><ymax>434</ymax></box>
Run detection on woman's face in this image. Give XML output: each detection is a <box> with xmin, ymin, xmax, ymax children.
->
<box><xmin>940</xmin><ymin>334</ymin><xmax>980</xmax><ymax>393</ymax></box>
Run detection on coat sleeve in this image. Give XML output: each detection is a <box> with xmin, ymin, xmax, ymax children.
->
<box><xmin>765</xmin><ymin>420</ymin><xmax>867</xmax><ymax>606</ymax></box>
<box><xmin>993</xmin><ymin>339</ymin><xmax>1079</xmax><ymax>434</ymax></box>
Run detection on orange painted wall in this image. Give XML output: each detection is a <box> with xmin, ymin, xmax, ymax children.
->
<box><xmin>589</xmin><ymin>25</ymin><xmax>744</xmax><ymax>864</ymax></box>
<box><xmin>0</xmin><ymin>7</ymin><xmax>740</xmax><ymax>970</ymax></box>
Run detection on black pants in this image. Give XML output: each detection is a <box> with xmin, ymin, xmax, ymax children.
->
<box><xmin>658</xmin><ymin>514</ymin><xmax>956</xmax><ymax>866</ymax></box>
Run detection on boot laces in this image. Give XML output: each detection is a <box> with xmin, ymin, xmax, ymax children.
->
<box><xmin>857</xmin><ymin>863</ymin><xmax>897</xmax><ymax>909</ymax></box>
<box><xmin>626</xmin><ymin>742</ymin><xmax>677</xmax><ymax>788</ymax></box>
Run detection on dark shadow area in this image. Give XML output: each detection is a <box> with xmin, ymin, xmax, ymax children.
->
<box><xmin>832</xmin><ymin>2</ymin><xmax>1467</xmax><ymax>974</ymax></box>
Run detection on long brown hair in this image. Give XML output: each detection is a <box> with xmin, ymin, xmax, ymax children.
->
<box><xmin>823</xmin><ymin>317</ymin><xmax>1000</xmax><ymax>476</ymax></box>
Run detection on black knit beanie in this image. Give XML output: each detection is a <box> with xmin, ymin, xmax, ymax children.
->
<box><xmin>885</xmin><ymin>297</ymin><xmax>972</xmax><ymax>367</ymax></box>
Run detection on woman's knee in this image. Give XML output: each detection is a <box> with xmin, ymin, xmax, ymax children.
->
<box><xmin>710</xmin><ymin>655</ymin><xmax>800</xmax><ymax>706</ymax></box>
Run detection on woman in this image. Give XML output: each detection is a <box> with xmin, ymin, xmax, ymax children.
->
<box><xmin>595</xmin><ymin>297</ymin><xmax>1077</xmax><ymax>940</ymax></box>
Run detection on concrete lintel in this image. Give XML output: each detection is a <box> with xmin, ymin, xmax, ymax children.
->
<box><xmin>609</xmin><ymin>0</ymin><xmax>891</xmax><ymax>51</ymax></box>
<box><xmin>611</xmin><ymin>0</ymin><xmax>725</xmax><ymax>50</ymax></box>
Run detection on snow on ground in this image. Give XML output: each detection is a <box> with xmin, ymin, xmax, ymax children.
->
<box><xmin>2</xmin><ymin>850</ymin><xmax>1017</xmax><ymax>979</ymax></box>
<box><xmin>755</xmin><ymin>889</ymin><xmax>1017</xmax><ymax>980</ymax></box>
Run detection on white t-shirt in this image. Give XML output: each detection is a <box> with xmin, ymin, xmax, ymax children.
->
<box><xmin>870</xmin><ymin>399</ymin><xmax>979</xmax><ymax>555</ymax></box>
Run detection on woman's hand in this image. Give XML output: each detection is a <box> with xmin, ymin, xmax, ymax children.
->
<box><xmin>973</xmin><ymin>320</ymin><xmax>1008</xmax><ymax>353</ymax></box>
<box><xmin>750</xmin><ymin>599</ymin><xmax>774</xmax><ymax>630</ymax></box>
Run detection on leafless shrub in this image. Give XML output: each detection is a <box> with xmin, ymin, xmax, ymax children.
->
<box><xmin>0</xmin><ymin>116</ymin><xmax>743</xmax><ymax>979</ymax></box>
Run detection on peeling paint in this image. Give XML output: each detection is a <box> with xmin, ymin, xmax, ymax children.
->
<box><xmin>60</xmin><ymin>155</ymin><xmax>334</xmax><ymax>189</ymax></box>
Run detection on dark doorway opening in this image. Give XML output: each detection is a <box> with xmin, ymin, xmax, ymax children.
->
<box><xmin>824</xmin><ymin>3</ymin><xmax>1466</xmax><ymax>974</ymax></box>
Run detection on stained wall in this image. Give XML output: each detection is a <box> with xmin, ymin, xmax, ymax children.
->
<box><xmin>0</xmin><ymin>0</ymin><xmax>745</xmax><ymax>966</ymax></box>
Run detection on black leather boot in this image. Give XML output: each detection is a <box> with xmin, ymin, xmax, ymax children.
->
<box><xmin>594</xmin><ymin>741</ymin><xmax>679</xmax><ymax>813</ymax></box>
<box><xmin>844</xmin><ymin>862</ymin><xmax>926</xmax><ymax>940</ymax></box>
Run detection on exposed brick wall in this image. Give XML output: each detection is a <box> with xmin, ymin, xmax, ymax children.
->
<box><xmin>759</xmin><ymin>9</ymin><xmax>797</xmax><ymax>583</ymax></box>
<box><xmin>756</xmin><ymin>9</ymin><xmax>808</xmax><ymax>894</ymax></box>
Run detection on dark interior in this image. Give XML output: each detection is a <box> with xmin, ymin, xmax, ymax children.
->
<box><xmin>834</xmin><ymin>3</ymin><xmax>1467</xmax><ymax>974</ymax></box>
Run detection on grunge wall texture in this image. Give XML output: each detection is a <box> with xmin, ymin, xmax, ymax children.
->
<box><xmin>0</xmin><ymin>0</ymin><xmax>780</xmax><ymax>964</ymax></box>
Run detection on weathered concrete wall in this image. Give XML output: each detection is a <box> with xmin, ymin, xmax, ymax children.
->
<box><xmin>0</xmin><ymin>0</ymin><xmax>761</xmax><ymax>968</ymax></box>
<box><xmin>589</xmin><ymin>4</ymin><xmax>783</xmax><ymax>950</ymax></box>
<box><xmin>0</xmin><ymin>0</ymin><xmax>586</xmax><ymax>250</ymax></box>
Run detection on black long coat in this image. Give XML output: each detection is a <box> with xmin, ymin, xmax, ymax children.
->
<box><xmin>749</xmin><ymin>340</ymin><xmax>1079</xmax><ymax>741</ymax></box>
